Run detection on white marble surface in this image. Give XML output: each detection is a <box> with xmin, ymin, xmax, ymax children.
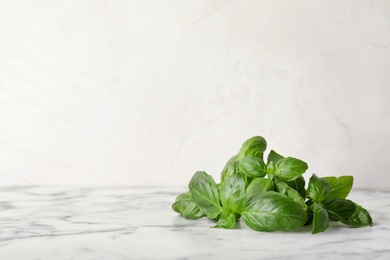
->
<box><xmin>0</xmin><ymin>187</ymin><xmax>389</xmax><ymax>259</ymax></box>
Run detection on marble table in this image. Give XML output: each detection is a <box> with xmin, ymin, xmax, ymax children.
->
<box><xmin>0</xmin><ymin>187</ymin><xmax>389</xmax><ymax>259</ymax></box>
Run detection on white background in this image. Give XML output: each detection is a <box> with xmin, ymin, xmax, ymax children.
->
<box><xmin>0</xmin><ymin>0</ymin><xmax>389</xmax><ymax>189</ymax></box>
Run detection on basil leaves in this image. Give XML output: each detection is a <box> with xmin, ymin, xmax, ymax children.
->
<box><xmin>188</xmin><ymin>171</ymin><xmax>222</xmax><ymax>219</ymax></box>
<box><xmin>172</xmin><ymin>135</ymin><xmax>373</xmax><ymax>234</ymax></box>
<box><xmin>242</xmin><ymin>192</ymin><xmax>308</xmax><ymax>232</ymax></box>
<box><xmin>219</xmin><ymin>173</ymin><xmax>246</xmax><ymax>214</ymax></box>
<box><xmin>172</xmin><ymin>191</ymin><xmax>204</xmax><ymax>219</ymax></box>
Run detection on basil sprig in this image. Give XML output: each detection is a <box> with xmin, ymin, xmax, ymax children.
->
<box><xmin>172</xmin><ymin>136</ymin><xmax>373</xmax><ymax>234</ymax></box>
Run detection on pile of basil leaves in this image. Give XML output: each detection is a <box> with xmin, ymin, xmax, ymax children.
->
<box><xmin>172</xmin><ymin>136</ymin><xmax>372</xmax><ymax>234</ymax></box>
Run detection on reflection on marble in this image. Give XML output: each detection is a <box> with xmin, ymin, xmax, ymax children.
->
<box><xmin>0</xmin><ymin>187</ymin><xmax>389</xmax><ymax>259</ymax></box>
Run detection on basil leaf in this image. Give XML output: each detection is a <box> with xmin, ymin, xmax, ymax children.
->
<box><xmin>323</xmin><ymin>198</ymin><xmax>355</xmax><ymax>221</ymax></box>
<box><xmin>246</xmin><ymin>178</ymin><xmax>274</xmax><ymax>202</ymax></box>
<box><xmin>189</xmin><ymin>171</ymin><xmax>222</xmax><ymax>219</ymax></box>
<box><xmin>172</xmin><ymin>191</ymin><xmax>204</xmax><ymax>219</ymax></box>
<box><xmin>242</xmin><ymin>191</ymin><xmax>308</xmax><ymax>232</ymax></box>
<box><xmin>285</xmin><ymin>175</ymin><xmax>306</xmax><ymax>197</ymax></box>
<box><xmin>321</xmin><ymin>176</ymin><xmax>353</xmax><ymax>199</ymax></box>
<box><xmin>237</xmin><ymin>136</ymin><xmax>267</xmax><ymax>160</ymax></box>
<box><xmin>307</xmin><ymin>174</ymin><xmax>330</xmax><ymax>203</ymax></box>
<box><xmin>323</xmin><ymin>198</ymin><xmax>372</xmax><ymax>227</ymax></box>
<box><xmin>341</xmin><ymin>204</ymin><xmax>373</xmax><ymax>227</ymax></box>
<box><xmin>267</xmin><ymin>150</ymin><xmax>284</xmax><ymax>165</ymax></box>
<box><xmin>267</xmin><ymin>161</ymin><xmax>275</xmax><ymax>175</ymax></box>
<box><xmin>214</xmin><ymin>209</ymin><xmax>236</xmax><ymax>229</ymax></box>
<box><xmin>238</xmin><ymin>156</ymin><xmax>267</xmax><ymax>178</ymax></box>
<box><xmin>219</xmin><ymin>173</ymin><xmax>246</xmax><ymax>214</ymax></box>
<box><xmin>274</xmin><ymin>179</ymin><xmax>306</xmax><ymax>210</ymax></box>
<box><xmin>274</xmin><ymin>157</ymin><xmax>308</xmax><ymax>182</ymax></box>
<box><xmin>220</xmin><ymin>155</ymin><xmax>239</xmax><ymax>183</ymax></box>
<box><xmin>311</xmin><ymin>202</ymin><xmax>329</xmax><ymax>234</ymax></box>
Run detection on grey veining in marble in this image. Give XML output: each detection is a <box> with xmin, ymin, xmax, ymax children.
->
<box><xmin>0</xmin><ymin>187</ymin><xmax>389</xmax><ymax>259</ymax></box>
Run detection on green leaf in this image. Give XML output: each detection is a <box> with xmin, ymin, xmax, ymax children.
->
<box><xmin>266</xmin><ymin>161</ymin><xmax>275</xmax><ymax>175</ymax></box>
<box><xmin>237</xmin><ymin>136</ymin><xmax>267</xmax><ymax>160</ymax></box>
<box><xmin>274</xmin><ymin>179</ymin><xmax>306</xmax><ymax>210</ymax></box>
<box><xmin>274</xmin><ymin>157</ymin><xmax>308</xmax><ymax>182</ymax></box>
<box><xmin>311</xmin><ymin>202</ymin><xmax>329</xmax><ymax>234</ymax></box>
<box><xmin>323</xmin><ymin>198</ymin><xmax>355</xmax><ymax>221</ymax></box>
<box><xmin>285</xmin><ymin>175</ymin><xmax>306</xmax><ymax>197</ymax></box>
<box><xmin>238</xmin><ymin>156</ymin><xmax>267</xmax><ymax>178</ymax></box>
<box><xmin>321</xmin><ymin>176</ymin><xmax>353</xmax><ymax>199</ymax></box>
<box><xmin>189</xmin><ymin>171</ymin><xmax>222</xmax><ymax>219</ymax></box>
<box><xmin>219</xmin><ymin>173</ymin><xmax>246</xmax><ymax>214</ymax></box>
<box><xmin>307</xmin><ymin>174</ymin><xmax>330</xmax><ymax>203</ymax></box>
<box><xmin>242</xmin><ymin>191</ymin><xmax>308</xmax><ymax>232</ymax></box>
<box><xmin>323</xmin><ymin>198</ymin><xmax>373</xmax><ymax>227</ymax></box>
<box><xmin>341</xmin><ymin>204</ymin><xmax>373</xmax><ymax>227</ymax></box>
<box><xmin>246</xmin><ymin>178</ymin><xmax>274</xmax><ymax>202</ymax></box>
<box><xmin>220</xmin><ymin>155</ymin><xmax>239</xmax><ymax>183</ymax></box>
<box><xmin>214</xmin><ymin>209</ymin><xmax>236</xmax><ymax>229</ymax></box>
<box><xmin>267</xmin><ymin>150</ymin><xmax>284</xmax><ymax>165</ymax></box>
<box><xmin>172</xmin><ymin>191</ymin><xmax>204</xmax><ymax>219</ymax></box>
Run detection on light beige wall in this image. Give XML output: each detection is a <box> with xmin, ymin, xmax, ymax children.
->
<box><xmin>0</xmin><ymin>0</ymin><xmax>389</xmax><ymax>188</ymax></box>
